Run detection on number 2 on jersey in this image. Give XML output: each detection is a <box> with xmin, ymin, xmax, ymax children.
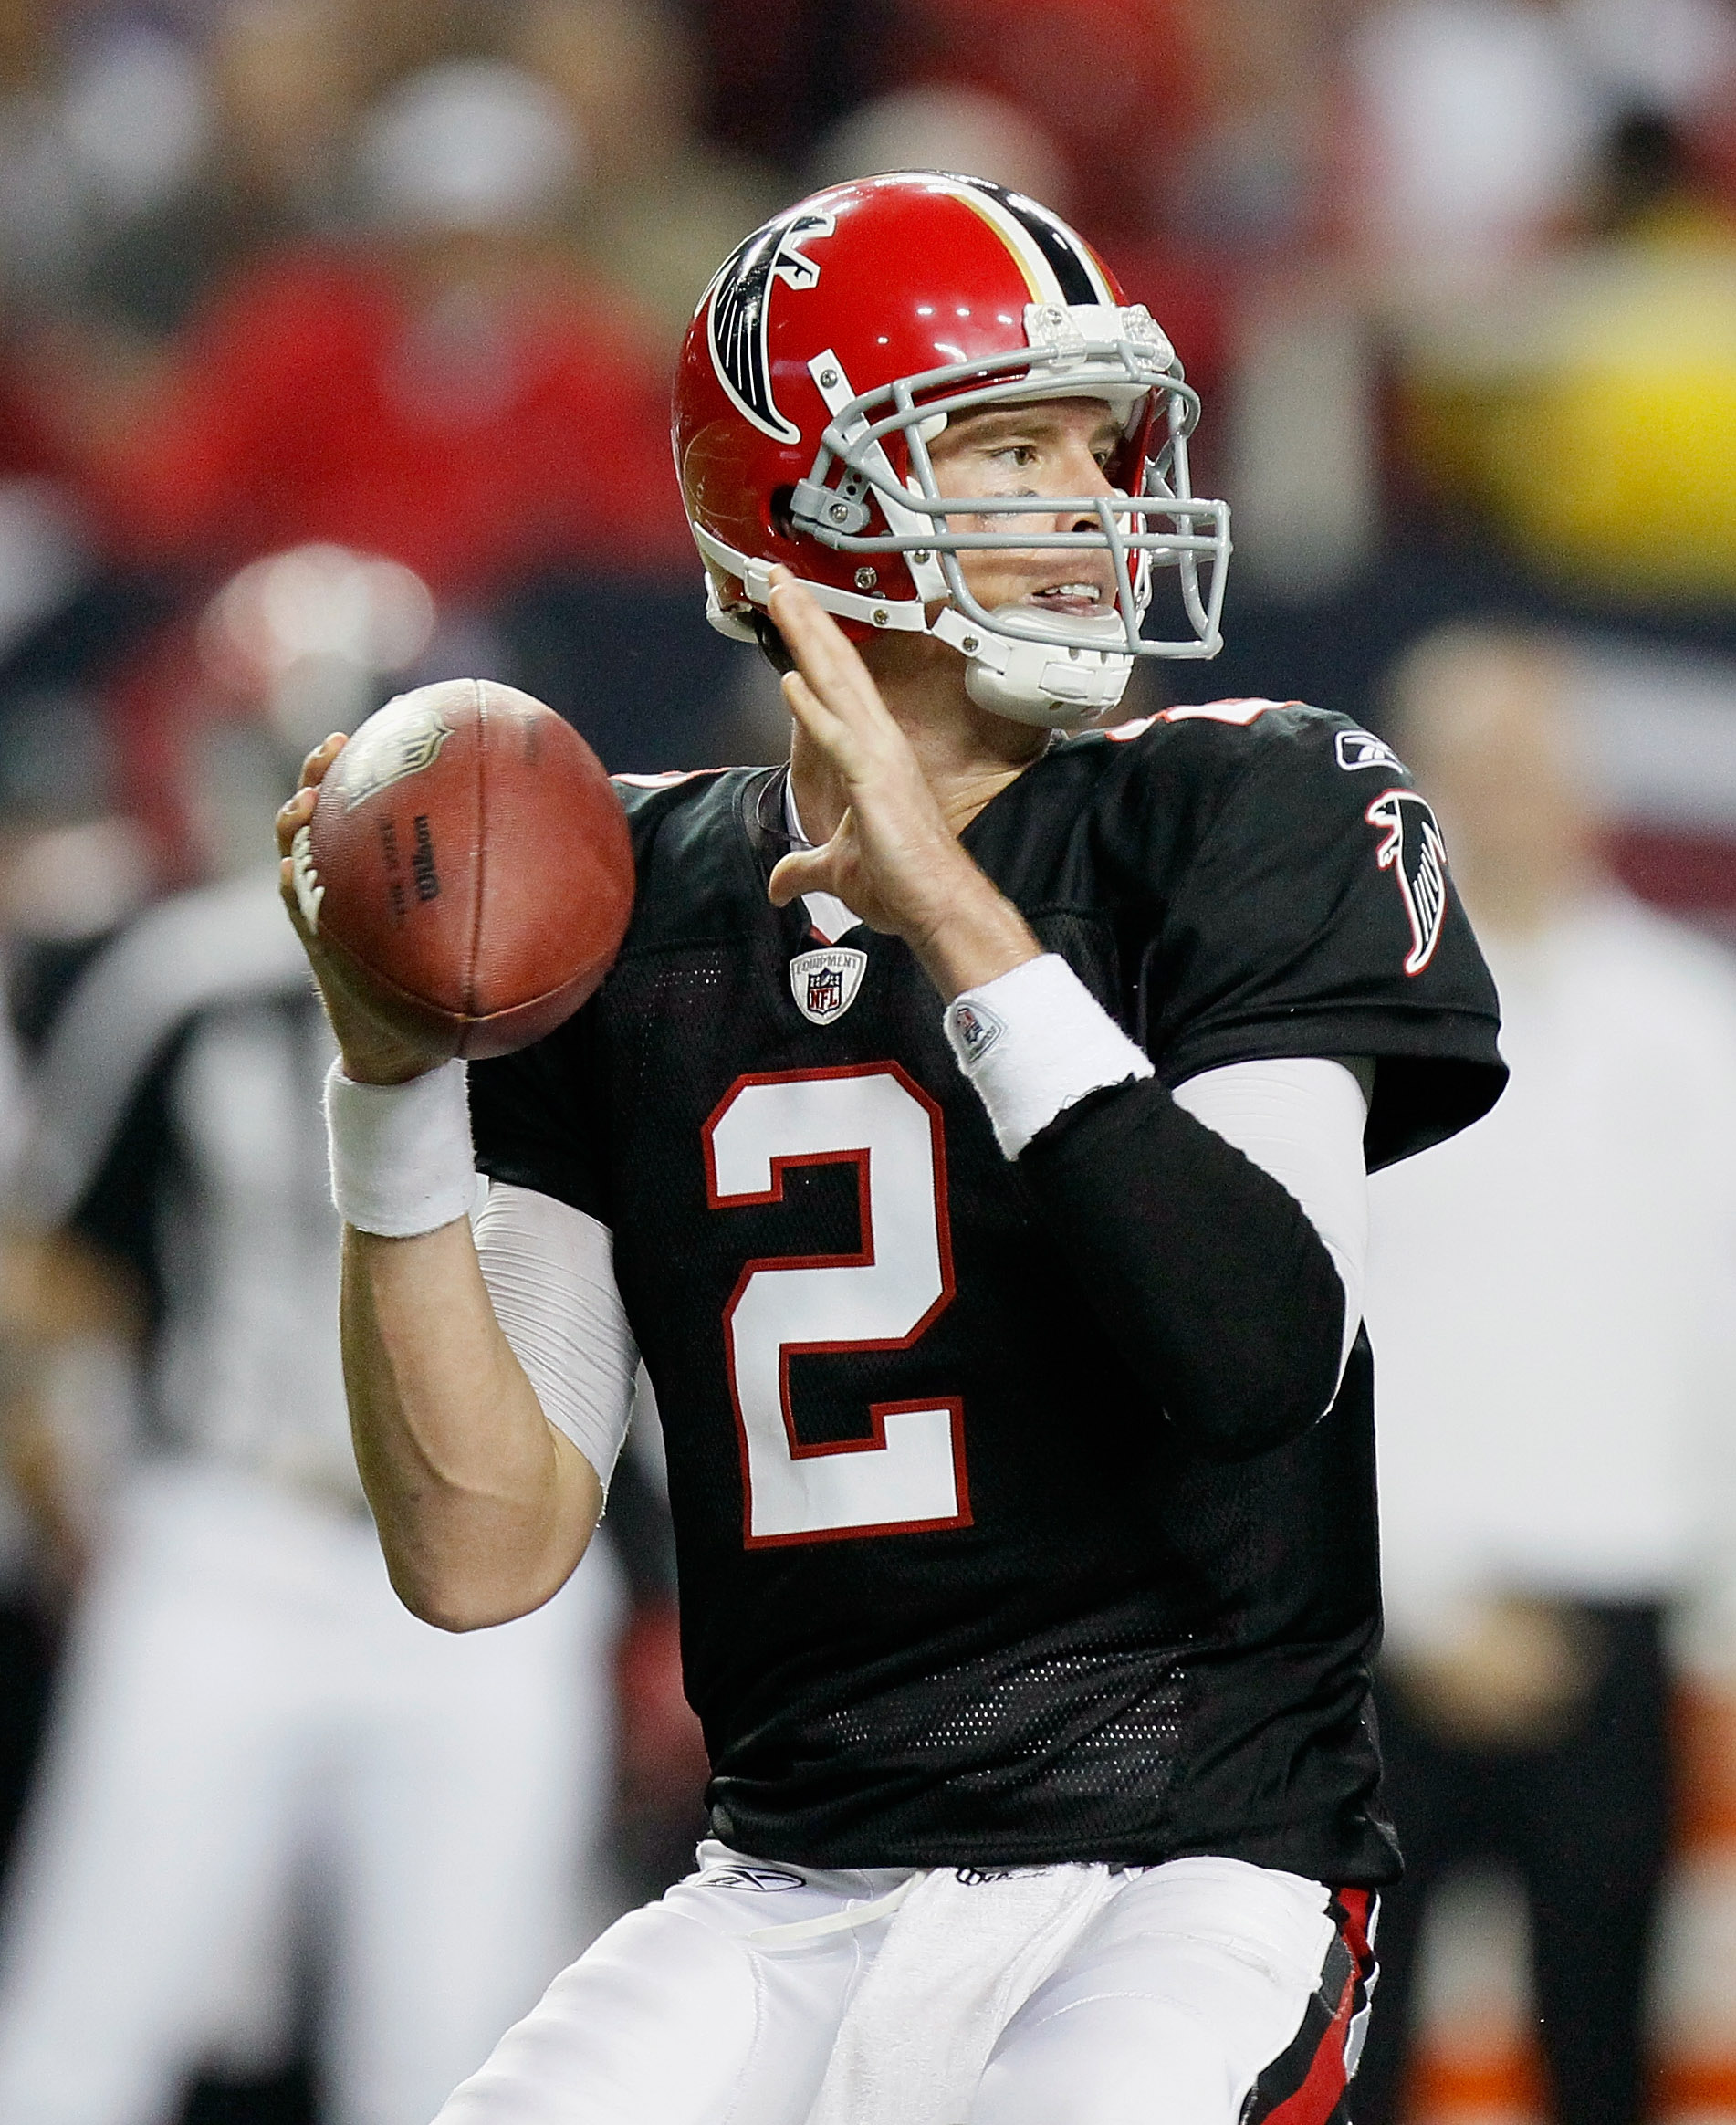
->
<box><xmin>703</xmin><ymin>1064</ymin><xmax>970</xmax><ymax>1547</ymax></box>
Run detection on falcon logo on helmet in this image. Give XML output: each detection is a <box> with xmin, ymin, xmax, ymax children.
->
<box><xmin>706</xmin><ymin>209</ymin><xmax>834</xmax><ymax>445</ymax></box>
<box><xmin>1365</xmin><ymin>788</ymin><xmax>1450</xmax><ymax>976</ymax></box>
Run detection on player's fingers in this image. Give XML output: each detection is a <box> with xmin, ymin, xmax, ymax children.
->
<box><xmin>780</xmin><ymin>616</ymin><xmax>883</xmax><ymax>728</ymax></box>
<box><xmin>779</xmin><ymin>667</ymin><xmax>911</xmax><ymax>808</ymax></box>
<box><xmin>278</xmin><ymin>854</ymin><xmax>317</xmax><ymax>952</ymax></box>
<box><xmin>766</xmin><ymin>847</ymin><xmax>819</xmax><ymax>907</ymax></box>
<box><xmin>296</xmin><ymin>730</ymin><xmax>348</xmax><ymax>791</ymax></box>
<box><xmin>779</xmin><ymin>671</ymin><xmax>890</xmax><ymax>793</ymax></box>
<box><xmin>278</xmin><ymin>728</ymin><xmax>350</xmax><ymax>856</ymax></box>
<box><xmin>767</xmin><ymin>811</ymin><xmax>854</xmax><ymax>908</ymax></box>
<box><xmin>779</xmin><ymin>667</ymin><xmax>852</xmax><ymax>752</ymax></box>
<box><xmin>767</xmin><ymin>574</ymin><xmax>890</xmax><ymax>730</ymax></box>
<box><xmin>767</xmin><ymin>589</ymin><xmax>863</xmax><ymax>708</ymax></box>
<box><xmin>275</xmin><ymin>781</ymin><xmax>316</xmax><ymax>857</ymax></box>
<box><xmin>275</xmin><ymin>778</ymin><xmax>333</xmax><ymax>956</ymax></box>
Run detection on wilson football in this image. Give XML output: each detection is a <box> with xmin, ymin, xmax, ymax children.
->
<box><xmin>293</xmin><ymin>677</ymin><xmax>633</xmax><ymax>1059</ymax></box>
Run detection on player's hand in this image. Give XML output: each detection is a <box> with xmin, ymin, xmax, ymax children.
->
<box><xmin>763</xmin><ymin>570</ymin><xmax>1040</xmax><ymax>1000</ymax></box>
<box><xmin>276</xmin><ymin>736</ymin><xmax>444</xmax><ymax>1085</ymax></box>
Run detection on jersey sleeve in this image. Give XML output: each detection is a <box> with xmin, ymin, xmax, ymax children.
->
<box><xmin>1136</xmin><ymin>710</ymin><xmax>1505</xmax><ymax>1170</ymax></box>
<box><xmin>465</xmin><ymin>1005</ymin><xmax>612</xmax><ymax>1225</ymax></box>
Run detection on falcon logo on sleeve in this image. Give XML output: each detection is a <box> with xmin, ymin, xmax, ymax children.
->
<box><xmin>1365</xmin><ymin>788</ymin><xmax>1449</xmax><ymax>975</ymax></box>
<box><xmin>706</xmin><ymin>209</ymin><xmax>834</xmax><ymax>444</ymax></box>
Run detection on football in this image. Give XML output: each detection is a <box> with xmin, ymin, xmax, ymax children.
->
<box><xmin>293</xmin><ymin>677</ymin><xmax>633</xmax><ymax>1059</ymax></box>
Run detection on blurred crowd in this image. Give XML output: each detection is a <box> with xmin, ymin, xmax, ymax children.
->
<box><xmin>0</xmin><ymin>0</ymin><xmax>1726</xmax><ymax>885</ymax></box>
<box><xmin>0</xmin><ymin>1</ymin><xmax>1728</xmax><ymax>2121</ymax></box>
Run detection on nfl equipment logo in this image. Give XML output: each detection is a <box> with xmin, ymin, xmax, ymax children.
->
<box><xmin>790</xmin><ymin>946</ymin><xmax>867</xmax><ymax>1026</ymax></box>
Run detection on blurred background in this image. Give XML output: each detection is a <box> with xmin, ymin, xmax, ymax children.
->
<box><xmin>0</xmin><ymin>1</ymin><xmax>1726</xmax><ymax>2121</ymax></box>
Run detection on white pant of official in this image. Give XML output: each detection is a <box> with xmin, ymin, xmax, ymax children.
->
<box><xmin>0</xmin><ymin>1460</ymin><xmax>622</xmax><ymax>2125</ymax></box>
<box><xmin>437</xmin><ymin>1841</ymin><xmax>1374</xmax><ymax>2125</ymax></box>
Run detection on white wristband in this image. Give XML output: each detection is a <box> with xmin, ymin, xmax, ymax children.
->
<box><xmin>324</xmin><ymin>1059</ymin><xmax>477</xmax><ymax>1237</ymax></box>
<box><xmin>943</xmin><ymin>954</ymin><xmax>1154</xmax><ymax>1158</ymax></box>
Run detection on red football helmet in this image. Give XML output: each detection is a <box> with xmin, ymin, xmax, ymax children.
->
<box><xmin>673</xmin><ymin>171</ymin><xmax>1230</xmax><ymax>728</ymax></box>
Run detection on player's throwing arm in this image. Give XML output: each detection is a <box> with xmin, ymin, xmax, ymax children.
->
<box><xmin>275</xmin><ymin>686</ymin><xmax>629</xmax><ymax>1630</ymax></box>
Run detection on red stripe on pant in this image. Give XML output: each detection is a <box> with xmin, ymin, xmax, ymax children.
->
<box><xmin>1335</xmin><ymin>1888</ymin><xmax>1375</xmax><ymax>1973</ymax></box>
<box><xmin>1260</xmin><ymin>1889</ymin><xmax>1377</xmax><ymax>2125</ymax></box>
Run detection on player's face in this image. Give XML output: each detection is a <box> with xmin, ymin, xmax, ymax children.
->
<box><xmin>926</xmin><ymin>397</ymin><xmax>1126</xmax><ymax>620</ymax></box>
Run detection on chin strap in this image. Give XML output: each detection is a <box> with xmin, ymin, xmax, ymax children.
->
<box><xmin>930</xmin><ymin>607</ymin><xmax>1132</xmax><ymax>728</ymax></box>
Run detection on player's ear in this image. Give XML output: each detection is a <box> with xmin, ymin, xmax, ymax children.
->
<box><xmin>750</xmin><ymin>612</ymin><xmax>797</xmax><ymax>676</ymax></box>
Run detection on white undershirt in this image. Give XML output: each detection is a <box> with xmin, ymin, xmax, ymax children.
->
<box><xmin>471</xmin><ymin>1182</ymin><xmax>639</xmax><ymax>1492</ymax></box>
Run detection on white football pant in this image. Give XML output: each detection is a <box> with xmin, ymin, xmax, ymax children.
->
<box><xmin>436</xmin><ymin>1841</ymin><xmax>1376</xmax><ymax>2125</ymax></box>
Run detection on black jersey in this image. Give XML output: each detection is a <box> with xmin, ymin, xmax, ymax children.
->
<box><xmin>468</xmin><ymin>701</ymin><xmax>1504</xmax><ymax>1884</ymax></box>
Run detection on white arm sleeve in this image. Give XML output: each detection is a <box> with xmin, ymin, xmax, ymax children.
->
<box><xmin>1174</xmin><ymin>1056</ymin><xmax>1371</xmax><ymax>1385</ymax></box>
<box><xmin>472</xmin><ymin>1180</ymin><xmax>639</xmax><ymax>1492</ymax></box>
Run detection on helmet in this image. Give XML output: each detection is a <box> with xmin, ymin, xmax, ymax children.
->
<box><xmin>672</xmin><ymin>170</ymin><xmax>1230</xmax><ymax>728</ymax></box>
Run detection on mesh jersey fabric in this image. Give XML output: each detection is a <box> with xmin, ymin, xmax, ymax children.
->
<box><xmin>467</xmin><ymin>705</ymin><xmax>1504</xmax><ymax>1880</ymax></box>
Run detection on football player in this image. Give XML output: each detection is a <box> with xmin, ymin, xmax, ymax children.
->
<box><xmin>277</xmin><ymin>173</ymin><xmax>1505</xmax><ymax>2125</ymax></box>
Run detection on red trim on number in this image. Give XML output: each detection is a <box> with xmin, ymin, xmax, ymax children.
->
<box><xmin>739</xmin><ymin>1400</ymin><xmax>970</xmax><ymax>1549</ymax></box>
<box><xmin>710</xmin><ymin>1147</ymin><xmax>875</xmax><ymax>1267</ymax></box>
<box><xmin>702</xmin><ymin>1061</ymin><xmax>946</xmax><ymax>1209</ymax></box>
<box><xmin>702</xmin><ymin>1063</ymin><xmax>966</xmax><ymax>1550</ymax></box>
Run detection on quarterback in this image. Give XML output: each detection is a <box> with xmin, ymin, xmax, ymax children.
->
<box><xmin>277</xmin><ymin>174</ymin><xmax>1504</xmax><ymax>2124</ymax></box>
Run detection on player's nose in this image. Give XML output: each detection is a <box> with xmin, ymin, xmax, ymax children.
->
<box><xmin>1054</xmin><ymin>442</ymin><xmax>1115</xmax><ymax>527</ymax></box>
